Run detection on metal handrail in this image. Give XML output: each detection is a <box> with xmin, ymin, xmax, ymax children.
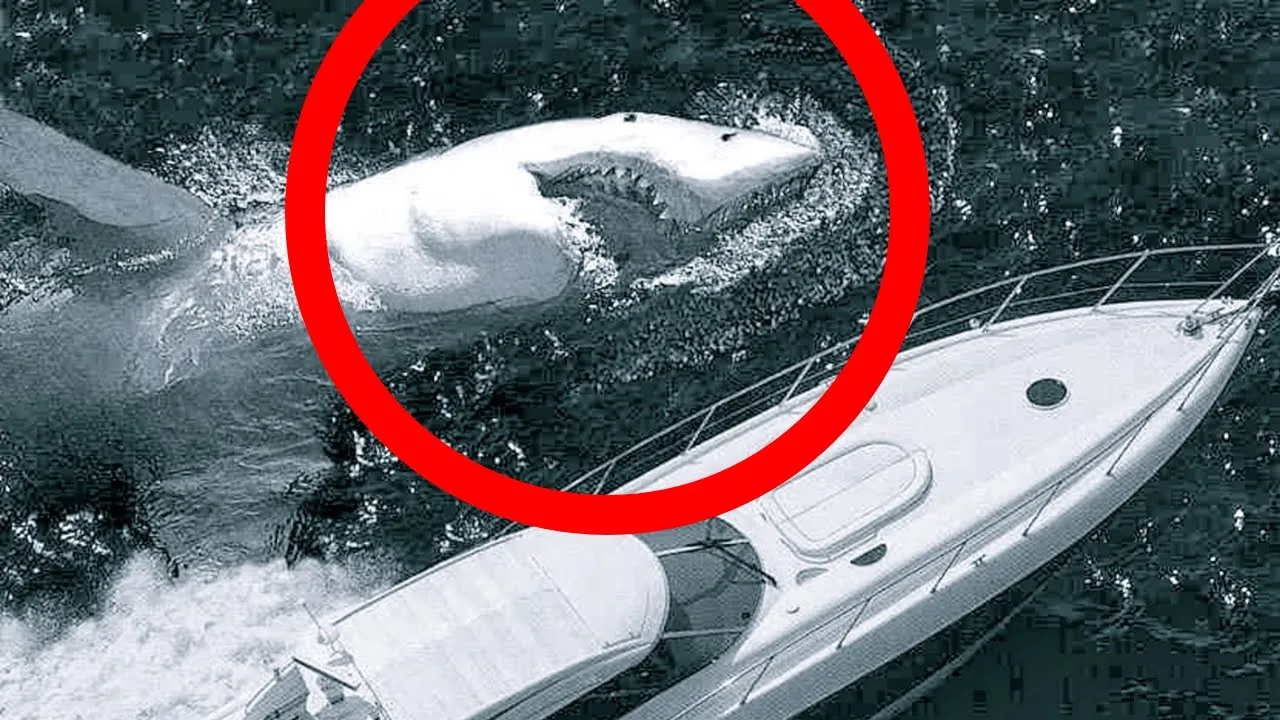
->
<box><xmin>674</xmin><ymin>462</ymin><xmax>1065</xmax><ymax>713</ymax></box>
<box><xmin>722</xmin><ymin>326</ymin><xmax>1267</xmax><ymax>710</ymax></box>
<box><xmin>546</xmin><ymin>247</ymin><xmax>1277</xmax><ymax>715</ymax></box>
<box><xmin>488</xmin><ymin>242</ymin><xmax>1276</xmax><ymax>534</ymax></box>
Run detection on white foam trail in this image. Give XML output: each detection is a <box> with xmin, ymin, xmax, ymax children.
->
<box><xmin>0</xmin><ymin>554</ymin><xmax>393</xmax><ymax>720</ymax></box>
<box><xmin>149</xmin><ymin>122</ymin><xmax>378</xmax><ymax>216</ymax></box>
<box><xmin>137</xmin><ymin>121</ymin><xmax>390</xmax><ymax>341</ymax></box>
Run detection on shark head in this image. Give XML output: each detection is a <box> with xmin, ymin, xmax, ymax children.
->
<box><xmin>526</xmin><ymin>112</ymin><xmax>822</xmax><ymax>233</ymax></box>
<box><xmin>322</xmin><ymin>111</ymin><xmax>826</xmax><ymax>313</ymax></box>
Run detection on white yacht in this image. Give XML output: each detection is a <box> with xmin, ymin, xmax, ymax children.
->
<box><xmin>211</xmin><ymin>243</ymin><xmax>1280</xmax><ymax>720</ymax></box>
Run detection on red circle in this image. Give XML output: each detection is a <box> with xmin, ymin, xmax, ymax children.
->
<box><xmin>285</xmin><ymin>0</ymin><xmax>930</xmax><ymax>535</ymax></box>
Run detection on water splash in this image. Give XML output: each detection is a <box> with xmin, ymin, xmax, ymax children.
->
<box><xmin>0</xmin><ymin>553</ymin><xmax>393</xmax><ymax>720</ymax></box>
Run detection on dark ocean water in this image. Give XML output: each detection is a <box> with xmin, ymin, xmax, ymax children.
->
<box><xmin>0</xmin><ymin>0</ymin><xmax>1277</xmax><ymax>718</ymax></box>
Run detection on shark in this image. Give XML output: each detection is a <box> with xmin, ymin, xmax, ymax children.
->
<box><xmin>323</xmin><ymin>111</ymin><xmax>822</xmax><ymax>312</ymax></box>
<box><xmin>0</xmin><ymin>107</ymin><xmax>233</xmax><ymax>270</ymax></box>
<box><xmin>2</xmin><ymin>108</ymin><xmax>821</xmax><ymax>315</ymax></box>
<box><xmin>0</xmin><ymin>108</ymin><xmax>823</xmax><ymax>582</ymax></box>
<box><xmin>0</xmin><ymin>108</ymin><xmax>822</xmax><ymax>397</ymax></box>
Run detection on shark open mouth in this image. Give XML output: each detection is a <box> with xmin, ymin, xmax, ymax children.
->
<box><xmin>693</xmin><ymin>168</ymin><xmax>816</xmax><ymax>233</ymax></box>
<box><xmin>531</xmin><ymin>158</ymin><xmax>817</xmax><ymax>235</ymax></box>
<box><xmin>538</xmin><ymin>164</ymin><xmax>670</xmax><ymax>218</ymax></box>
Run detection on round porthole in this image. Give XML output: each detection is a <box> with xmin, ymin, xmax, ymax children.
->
<box><xmin>1026</xmin><ymin>377</ymin><xmax>1069</xmax><ymax>409</ymax></box>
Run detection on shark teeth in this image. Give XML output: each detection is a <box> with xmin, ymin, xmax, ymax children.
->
<box><xmin>545</xmin><ymin>163</ymin><xmax>670</xmax><ymax>219</ymax></box>
<box><xmin>536</xmin><ymin>159</ymin><xmax>814</xmax><ymax>237</ymax></box>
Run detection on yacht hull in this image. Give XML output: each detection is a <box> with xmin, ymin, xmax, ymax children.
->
<box><xmin>617</xmin><ymin>301</ymin><xmax>1260</xmax><ymax>720</ymax></box>
<box><xmin>203</xmin><ymin>241</ymin><xmax>1278</xmax><ymax>720</ymax></box>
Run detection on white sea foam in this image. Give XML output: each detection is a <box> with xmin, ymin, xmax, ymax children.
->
<box><xmin>0</xmin><ymin>553</ymin><xmax>392</xmax><ymax>720</ymax></box>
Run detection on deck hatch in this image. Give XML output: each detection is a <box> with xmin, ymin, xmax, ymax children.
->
<box><xmin>762</xmin><ymin>442</ymin><xmax>932</xmax><ymax>563</ymax></box>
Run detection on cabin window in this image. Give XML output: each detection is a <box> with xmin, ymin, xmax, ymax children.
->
<box><xmin>1026</xmin><ymin>377</ymin><xmax>1068</xmax><ymax>409</ymax></box>
<box><xmin>796</xmin><ymin>567</ymin><xmax>827</xmax><ymax>584</ymax></box>
<box><xmin>851</xmin><ymin>543</ymin><xmax>888</xmax><ymax>566</ymax></box>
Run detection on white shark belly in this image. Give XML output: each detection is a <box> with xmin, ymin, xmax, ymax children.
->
<box><xmin>324</xmin><ymin>153</ymin><xmax>578</xmax><ymax>313</ymax></box>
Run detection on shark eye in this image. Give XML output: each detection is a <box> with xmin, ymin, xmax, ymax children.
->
<box><xmin>623</xmin><ymin>113</ymin><xmax>637</xmax><ymax>122</ymax></box>
<box><xmin>721</xmin><ymin>132</ymin><xmax>737</xmax><ymax>141</ymax></box>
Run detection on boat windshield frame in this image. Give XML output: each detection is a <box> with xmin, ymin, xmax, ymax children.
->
<box><xmin>548</xmin><ymin>517</ymin><xmax>771</xmax><ymax>720</ymax></box>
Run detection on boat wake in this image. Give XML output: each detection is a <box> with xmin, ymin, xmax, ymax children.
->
<box><xmin>0</xmin><ymin>553</ymin><xmax>393</xmax><ymax>720</ymax></box>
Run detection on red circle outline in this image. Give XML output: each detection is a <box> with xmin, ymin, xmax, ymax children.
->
<box><xmin>285</xmin><ymin>0</ymin><xmax>930</xmax><ymax>535</ymax></box>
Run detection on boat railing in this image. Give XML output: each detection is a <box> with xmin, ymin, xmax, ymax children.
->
<box><xmin>491</xmin><ymin>242</ymin><xmax>1278</xmax><ymax>535</ymax></box>
<box><xmin>662</xmin><ymin>297</ymin><xmax>1273</xmax><ymax>719</ymax></box>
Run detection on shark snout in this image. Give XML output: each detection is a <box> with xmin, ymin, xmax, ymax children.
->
<box><xmin>766</xmin><ymin>140</ymin><xmax>822</xmax><ymax>189</ymax></box>
<box><xmin>676</xmin><ymin>128</ymin><xmax>823</xmax><ymax>231</ymax></box>
<box><xmin>751</xmin><ymin>127</ymin><xmax>824</xmax><ymax>183</ymax></box>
